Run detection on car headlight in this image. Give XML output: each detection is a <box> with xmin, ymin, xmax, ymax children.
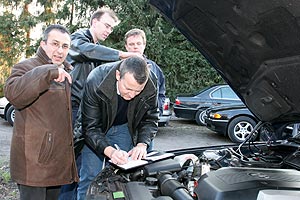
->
<box><xmin>209</xmin><ymin>112</ymin><xmax>226</xmax><ymax>119</ymax></box>
<box><xmin>213</xmin><ymin>113</ymin><xmax>222</xmax><ymax>119</ymax></box>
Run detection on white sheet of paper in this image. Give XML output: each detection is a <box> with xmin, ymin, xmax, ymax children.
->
<box><xmin>110</xmin><ymin>158</ymin><xmax>148</xmax><ymax>170</ymax></box>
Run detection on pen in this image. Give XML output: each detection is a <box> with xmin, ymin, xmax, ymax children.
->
<box><xmin>114</xmin><ymin>144</ymin><xmax>121</xmax><ymax>151</ymax></box>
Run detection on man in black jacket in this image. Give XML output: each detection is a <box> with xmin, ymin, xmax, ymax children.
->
<box><xmin>60</xmin><ymin>7</ymin><xmax>139</xmax><ymax>200</ymax></box>
<box><xmin>77</xmin><ymin>56</ymin><xmax>159</xmax><ymax>199</ymax></box>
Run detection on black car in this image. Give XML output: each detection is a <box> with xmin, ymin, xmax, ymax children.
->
<box><xmin>174</xmin><ymin>84</ymin><xmax>241</xmax><ymax>125</ymax></box>
<box><xmin>86</xmin><ymin>1</ymin><xmax>300</xmax><ymax>200</ymax></box>
<box><xmin>205</xmin><ymin>103</ymin><xmax>258</xmax><ymax>143</ymax></box>
<box><xmin>205</xmin><ymin>103</ymin><xmax>295</xmax><ymax>143</ymax></box>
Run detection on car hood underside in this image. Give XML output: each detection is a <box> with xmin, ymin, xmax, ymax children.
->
<box><xmin>149</xmin><ymin>0</ymin><xmax>300</xmax><ymax>124</ymax></box>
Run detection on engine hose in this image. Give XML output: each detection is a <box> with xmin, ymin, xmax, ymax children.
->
<box><xmin>158</xmin><ymin>173</ymin><xmax>194</xmax><ymax>200</ymax></box>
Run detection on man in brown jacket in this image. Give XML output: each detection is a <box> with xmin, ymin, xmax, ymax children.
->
<box><xmin>4</xmin><ymin>24</ymin><xmax>79</xmax><ymax>200</ymax></box>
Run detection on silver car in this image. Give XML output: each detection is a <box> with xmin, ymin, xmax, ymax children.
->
<box><xmin>0</xmin><ymin>97</ymin><xmax>14</xmax><ymax>126</ymax></box>
<box><xmin>158</xmin><ymin>97</ymin><xmax>172</xmax><ymax>126</ymax></box>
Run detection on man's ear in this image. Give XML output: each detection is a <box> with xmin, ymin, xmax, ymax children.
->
<box><xmin>91</xmin><ymin>18</ymin><xmax>97</xmax><ymax>27</ymax></box>
<box><xmin>116</xmin><ymin>70</ymin><xmax>120</xmax><ymax>81</ymax></box>
<box><xmin>40</xmin><ymin>40</ymin><xmax>46</xmax><ymax>47</ymax></box>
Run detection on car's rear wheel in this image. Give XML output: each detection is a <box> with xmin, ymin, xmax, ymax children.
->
<box><xmin>227</xmin><ymin>116</ymin><xmax>257</xmax><ymax>143</ymax></box>
<box><xmin>6</xmin><ymin>106</ymin><xmax>15</xmax><ymax>126</ymax></box>
<box><xmin>195</xmin><ymin>109</ymin><xmax>207</xmax><ymax>126</ymax></box>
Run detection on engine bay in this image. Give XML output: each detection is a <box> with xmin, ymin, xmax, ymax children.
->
<box><xmin>85</xmin><ymin>137</ymin><xmax>300</xmax><ymax>200</ymax></box>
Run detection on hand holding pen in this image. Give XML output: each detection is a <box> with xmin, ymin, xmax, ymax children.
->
<box><xmin>110</xmin><ymin>144</ymin><xmax>129</xmax><ymax>165</ymax></box>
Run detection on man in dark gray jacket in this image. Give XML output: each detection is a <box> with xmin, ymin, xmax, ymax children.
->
<box><xmin>67</xmin><ymin>7</ymin><xmax>139</xmax><ymax>126</ymax></box>
<box><xmin>77</xmin><ymin>56</ymin><xmax>159</xmax><ymax>199</ymax></box>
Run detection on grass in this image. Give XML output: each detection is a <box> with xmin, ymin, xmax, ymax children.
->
<box><xmin>0</xmin><ymin>158</ymin><xmax>11</xmax><ymax>183</ymax></box>
<box><xmin>0</xmin><ymin>157</ymin><xmax>19</xmax><ymax>200</ymax></box>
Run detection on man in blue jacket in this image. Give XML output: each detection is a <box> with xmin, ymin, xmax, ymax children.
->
<box><xmin>124</xmin><ymin>28</ymin><xmax>166</xmax><ymax>115</ymax></box>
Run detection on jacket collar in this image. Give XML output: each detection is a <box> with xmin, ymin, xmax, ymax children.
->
<box><xmin>86</xmin><ymin>29</ymin><xmax>94</xmax><ymax>43</ymax></box>
<box><xmin>100</xmin><ymin>64</ymin><xmax>119</xmax><ymax>100</ymax></box>
<box><xmin>36</xmin><ymin>46</ymin><xmax>73</xmax><ymax>71</ymax></box>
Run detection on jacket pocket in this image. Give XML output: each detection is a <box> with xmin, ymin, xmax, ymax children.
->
<box><xmin>38</xmin><ymin>132</ymin><xmax>54</xmax><ymax>164</ymax></box>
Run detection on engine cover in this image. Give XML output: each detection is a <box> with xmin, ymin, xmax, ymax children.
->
<box><xmin>194</xmin><ymin>167</ymin><xmax>300</xmax><ymax>200</ymax></box>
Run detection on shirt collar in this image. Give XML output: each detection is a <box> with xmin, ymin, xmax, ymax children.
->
<box><xmin>116</xmin><ymin>81</ymin><xmax>120</xmax><ymax>95</ymax></box>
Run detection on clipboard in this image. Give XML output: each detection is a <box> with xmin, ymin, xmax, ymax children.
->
<box><xmin>110</xmin><ymin>151</ymin><xmax>175</xmax><ymax>170</ymax></box>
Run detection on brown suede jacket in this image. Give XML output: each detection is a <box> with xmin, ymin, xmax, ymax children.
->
<box><xmin>4</xmin><ymin>47</ymin><xmax>79</xmax><ymax>187</ymax></box>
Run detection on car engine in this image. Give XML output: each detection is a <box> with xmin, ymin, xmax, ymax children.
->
<box><xmin>86</xmin><ymin>137</ymin><xmax>300</xmax><ymax>200</ymax></box>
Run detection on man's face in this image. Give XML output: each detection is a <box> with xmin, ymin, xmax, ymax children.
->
<box><xmin>116</xmin><ymin>71</ymin><xmax>146</xmax><ymax>100</ymax></box>
<box><xmin>92</xmin><ymin>13</ymin><xmax>118</xmax><ymax>41</ymax></box>
<box><xmin>40</xmin><ymin>30</ymin><xmax>70</xmax><ymax>65</ymax></box>
<box><xmin>125</xmin><ymin>35</ymin><xmax>146</xmax><ymax>55</ymax></box>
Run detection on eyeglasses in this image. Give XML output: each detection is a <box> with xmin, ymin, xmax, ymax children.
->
<box><xmin>48</xmin><ymin>41</ymin><xmax>70</xmax><ymax>50</ymax></box>
<box><xmin>99</xmin><ymin>20</ymin><xmax>114</xmax><ymax>32</ymax></box>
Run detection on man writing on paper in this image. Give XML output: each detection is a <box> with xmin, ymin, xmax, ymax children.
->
<box><xmin>76</xmin><ymin>56</ymin><xmax>159</xmax><ymax>199</ymax></box>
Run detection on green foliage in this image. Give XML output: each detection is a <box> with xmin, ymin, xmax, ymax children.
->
<box><xmin>101</xmin><ymin>0</ymin><xmax>223</xmax><ymax>100</ymax></box>
<box><xmin>0</xmin><ymin>0</ymin><xmax>223</xmax><ymax>101</ymax></box>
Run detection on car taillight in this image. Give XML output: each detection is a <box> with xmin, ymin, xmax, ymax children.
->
<box><xmin>163</xmin><ymin>104</ymin><xmax>169</xmax><ymax>110</ymax></box>
<box><xmin>175</xmin><ymin>99</ymin><xmax>180</xmax><ymax>105</ymax></box>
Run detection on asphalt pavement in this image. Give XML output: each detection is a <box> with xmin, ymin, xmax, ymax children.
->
<box><xmin>155</xmin><ymin>117</ymin><xmax>232</xmax><ymax>151</ymax></box>
<box><xmin>0</xmin><ymin>116</ymin><xmax>232</xmax><ymax>161</ymax></box>
<box><xmin>0</xmin><ymin>118</ymin><xmax>13</xmax><ymax>160</ymax></box>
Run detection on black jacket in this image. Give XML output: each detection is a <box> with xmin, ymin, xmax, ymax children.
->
<box><xmin>81</xmin><ymin>61</ymin><xmax>159</xmax><ymax>157</ymax></box>
<box><xmin>67</xmin><ymin>29</ymin><xmax>120</xmax><ymax>106</ymax></box>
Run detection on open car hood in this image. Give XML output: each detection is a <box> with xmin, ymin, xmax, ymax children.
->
<box><xmin>149</xmin><ymin>0</ymin><xmax>300</xmax><ymax>123</ymax></box>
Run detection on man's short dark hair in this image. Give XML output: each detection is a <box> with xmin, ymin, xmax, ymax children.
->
<box><xmin>90</xmin><ymin>7</ymin><xmax>119</xmax><ymax>26</ymax></box>
<box><xmin>119</xmin><ymin>56</ymin><xmax>149</xmax><ymax>84</ymax></box>
<box><xmin>124</xmin><ymin>28</ymin><xmax>146</xmax><ymax>45</ymax></box>
<box><xmin>42</xmin><ymin>24</ymin><xmax>70</xmax><ymax>41</ymax></box>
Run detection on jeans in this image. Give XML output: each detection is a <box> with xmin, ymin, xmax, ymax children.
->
<box><xmin>77</xmin><ymin>123</ymin><xmax>133</xmax><ymax>200</ymax></box>
<box><xmin>71</xmin><ymin>103</ymin><xmax>79</xmax><ymax>128</ymax></box>
<box><xmin>58</xmin><ymin>103</ymin><xmax>80</xmax><ymax>200</ymax></box>
<box><xmin>58</xmin><ymin>154</ymin><xmax>81</xmax><ymax>200</ymax></box>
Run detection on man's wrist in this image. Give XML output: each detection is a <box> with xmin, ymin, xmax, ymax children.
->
<box><xmin>104</xmin><ymin>146</ymin><xmax>116</xmax><ymax>158</ymax></box>
<box><xmin>137</xmin><ymin>143</ymin><xmax>147</xmax><ymax>148</ymax></box>
<box><xmin>118</xmin><ymin>51</ymin><xmax>125</xmax><ymax>59</ymax></box>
